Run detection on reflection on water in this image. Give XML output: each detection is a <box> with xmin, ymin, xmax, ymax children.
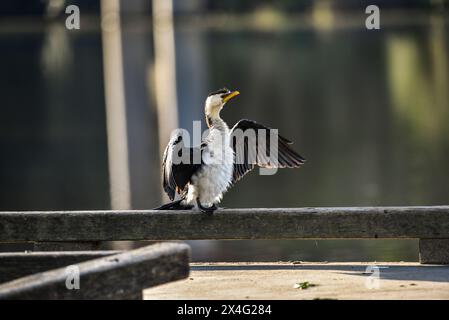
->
<box><xmin>187</xmin><ymin>240</ymin><xmax>419</xmax><ymax>262</ymax></box>
<box><xmin>0</xmin><ymin>27</ymin><xmax>109</xmax><ymax>211</ymax></box>
<box><xmin>1</xmin><ymin>11</ymin><xmax>448</xmax><ymax>261</ymax></box>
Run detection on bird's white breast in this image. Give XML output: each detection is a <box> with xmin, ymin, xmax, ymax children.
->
<box><xmin>186</xmin><ymin>127</ymin><xmax>234</xmax><ymax>206</ymax></box>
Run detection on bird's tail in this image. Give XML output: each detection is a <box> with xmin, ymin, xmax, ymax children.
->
<box><xmin>153</xmin><ymin>198</ymin><xmax>193</xmax><ymax>210</ymax></box>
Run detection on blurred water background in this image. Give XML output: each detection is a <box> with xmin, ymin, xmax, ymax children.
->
<box><xmin>1</xmin><ymin>0</ymin><xmax>448</xmax><ymax>261</ymax></box>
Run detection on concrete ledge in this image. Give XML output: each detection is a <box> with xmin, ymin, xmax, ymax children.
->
<box><xmin>145</xmin><ymin>262</ymin><xmax>449</xmax><ymax>300</ymax></box>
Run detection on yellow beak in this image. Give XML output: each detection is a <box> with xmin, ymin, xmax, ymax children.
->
<box><xmin>222</xmin><ymin>91</ymin><xmax>240</xmax><ymax>103</ymax></box>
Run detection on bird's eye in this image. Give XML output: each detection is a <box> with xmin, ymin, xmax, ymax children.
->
<box><xmin>174</xmin><ymin>136</ymin><xmax>182</xmax><ymax>144</ymax></box>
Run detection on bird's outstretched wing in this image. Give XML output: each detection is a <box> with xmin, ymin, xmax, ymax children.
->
<box><xmin>230</xmin><ymin>119</ymin><xmax>306</xmax><ymax>184</ymax></box>
<box><xmin>162</xmin><ymin>133</ymin><xmax>202</xmax><ymax>200</ymax></box>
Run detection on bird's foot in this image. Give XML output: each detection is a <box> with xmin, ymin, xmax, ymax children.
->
<box><xmin>196</xmin><ymin>198</ymin><xmax>217</xmax><ymax>215</ymax></box>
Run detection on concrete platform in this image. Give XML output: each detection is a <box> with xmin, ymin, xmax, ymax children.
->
<box><xmin>144</xmin><ymin>262</ymin><xmax>449</xmax><ymax>300</ymax></box>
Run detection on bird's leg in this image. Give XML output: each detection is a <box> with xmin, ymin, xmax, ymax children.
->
<box><xmin>196</xmin><ymin>198</ymin><xmax>217</xmax><ymax>214</ymax></box>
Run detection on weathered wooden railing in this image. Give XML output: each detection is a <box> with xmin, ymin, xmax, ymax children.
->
<box><xmin>0</xmin><ymin>243</ymin><xmax>189</xmax><ymax>299</ymax></box>
<box><xmin>1</xmin><ymin>206</ymin><xmax>449</xmax><ymax>299</ymax></box>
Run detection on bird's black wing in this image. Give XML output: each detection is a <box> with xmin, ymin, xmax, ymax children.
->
<box><xmin>230</xmin><ymin>119</ymin><xmax>306</xmax><ymax>184</ymax></box>
<box><xmin>162</xmin><ymin>135</ymin><xmax>202</xmax><ymax>200</ymax></box>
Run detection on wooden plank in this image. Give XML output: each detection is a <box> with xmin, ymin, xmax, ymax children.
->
<box><xmin>0</xmin><ymin>251</ymin><xmax>120</xmax><ymax>284</ymax></box>
<box><xmin>0</xmin><ymin>242</ymin><xmax>190</xmax><ymax>300</ymax></box>
<box><xmin>1</xmin><ymin>206</ymin><xmax>449</xmax><ymax>241</ymax></box>
<box><xmin>33</xmin><ymin>242</ymin><xmax>101</xmax><ymax>251</ymax></box>
<box><xmin>419</xmin><ymin>239</ymin><xmax>449</xmax><ymax>264</ymax></box>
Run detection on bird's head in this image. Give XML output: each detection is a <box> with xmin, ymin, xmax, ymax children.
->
<box><xmin>205</xmin><ymin>88</ymin><xmax>240</xmax><ymax>119</ymax></box>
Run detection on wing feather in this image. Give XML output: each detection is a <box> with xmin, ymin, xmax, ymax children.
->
<box><xmin>162</xmin><ymin>134</ymin><xmax>202</xmax><ymax>200</ymax></box>
<box><xmin>230</xmin><ymin>119</ymin><xmax>305</xmax><ymax>184</ymax></box>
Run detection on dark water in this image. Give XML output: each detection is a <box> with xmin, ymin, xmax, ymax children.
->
<box><xmin>1</xmin><ymin>12</ymin><xmax>448</xmax><ymax>261</ymax></box>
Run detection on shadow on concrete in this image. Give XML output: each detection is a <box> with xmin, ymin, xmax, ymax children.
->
<box><xmin>191</xmin><ymin>264</ymin><xmax>449</xmax><ymax>283</ymax></box>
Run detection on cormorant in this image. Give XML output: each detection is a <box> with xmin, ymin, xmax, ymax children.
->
<box><xmin>157</xmin><ymin>88</ymin><xmax>305</xmax><ymax>213</ymax></box>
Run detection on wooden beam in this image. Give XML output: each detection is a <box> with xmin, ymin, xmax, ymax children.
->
<box><xmin>33</xmin><ymin>242</ymin><xmax>101</xmax><ymax>251</ymax></box>
<box><xmin>419</xmin><ymin>239</ymin><xmax>449</xmax><ymax>264</ymax></box>
<box><xmin>101</xmin><ymin>0</ymin><xmax>132</xmax><ymax>210</ymax></box>
<box><xmin>1</xmin><ymin>206</ymin><xmax>449</xmax><ymax>241</ymax></box>
<box><xmin>0</xmin><ymin>243</ymin><xmax>190</xmax><ymax>300</ymax></box>
<box><xmin>0</xmin><ymin>251</ymin><xmax>120</xmax><ymax>284</ymax></box>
